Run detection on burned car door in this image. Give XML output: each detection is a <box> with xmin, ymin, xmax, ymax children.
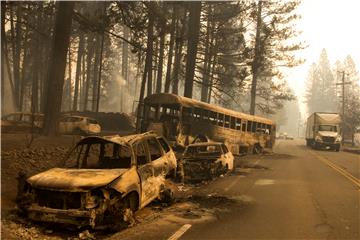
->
<box><xmin>147</xmin><ymin>137</ymin><xmax>167</xmax><ymax>176</ymax></box>
<box><xmin>157</xmin><ymin>136</ymin><xmax>177</xmax><ymax>174</ymax></box>
<box><xmin>135</xmin><ymin>141</ymin><xmax>157</xmax><ymax>208</ymax></box>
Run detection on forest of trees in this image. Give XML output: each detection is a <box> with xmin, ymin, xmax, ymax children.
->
<box><xmin>305</xmin><ymin>49</ymin><xmax>360</xmax><ymax>139</ymax></box>
<box><xmin>1</xmin><ymin>1</ymin><xmax>304</xmax><ymax>135</ymax></box>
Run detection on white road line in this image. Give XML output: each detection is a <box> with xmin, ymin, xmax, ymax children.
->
<box><xmin>168</xmin><ymin>224</ymin><xmax>192</xmax><ymax>240</ymax></box>
<box><xmin>224</xmin><ymin>177</ymin><xmax>240</xmax><ymax>192</ymax></box>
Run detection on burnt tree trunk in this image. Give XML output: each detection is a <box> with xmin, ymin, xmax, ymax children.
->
<box><xmin>172</xmin><ymin>9</ymin><xmax>187</xmax><ymax>95</ymax></box>
<box><xmin>121</xmin><ymin>26</ymin><xmax>129</xmax><ymax>111</ymax></box>
<box><xmin>43</xmin><ymin>2</ymin><xmax>74</xmax><ymax>136</ymax></box>
<box><xmin>184</xmin><ymin>2</ymin><xmax>201</xmax><ymax>98</ymax></box>
<box><xmin>155</xmin><ymin>23</ymin><xmax>165</xmax><ymax>93</ymax></box>
<box><xmin>92</xmin><ymin>34</ymin><xmax>101</xmax><ymax>111</ymax></box>
<box><xmin>10</xmin><ymin>5</ymin><xmax>22</xmax><ymax>110</ymax></box>
<box><xmin>146</xmin><ymin>10</ymin><xmax>154</xmax><ymax>96</ymax></box>
<box><xmin>164</xmin><ymin>6</ymin><xmax>176</xmax><ymax>93</ymax></box>
<box><xmin>250</xmin><ymin>0</ymin><xmax>262</xmax><ymax>115</ymax></box>
<box><xmin>201</xmin><ymin>8</ymin><xmax>211</xmax><ymax>102</ymax></box>
<box><xmin>83</xmin><ymin>34</ymin><xmax>95</xmax><ymax>111</ymax></box>
<box><xmin>1</xmin><ymin>2</ymin><xmax>6</xmax><ymax>109</ymax></box>
<box><xmin>72</xmin><ymin>34</ymin><xmax>84</xmax><ymax>111</ymax></box>
<box><xmin>137</xmin><ymin>10</ymin><xmax>155</xmax><ymax>130</ymax></box>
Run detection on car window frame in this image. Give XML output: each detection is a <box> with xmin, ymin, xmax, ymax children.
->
<box><xmin>134</xmin><ymin>140</ymin><xmax>151</xmax><ymax>167</ymax></box>
<box><xmin>146</xmin><ymin>137</ymin><xmax>164</xmax><ymax>161</ymax></box>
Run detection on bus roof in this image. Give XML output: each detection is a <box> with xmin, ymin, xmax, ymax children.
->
<box><xmin>144</xmin><ymin>93</ymin><xmax>274</xmax><ymax>125</ymax></box>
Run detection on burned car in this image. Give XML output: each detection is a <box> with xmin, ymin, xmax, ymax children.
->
<box><xmin>17</xmin><ymin>132</ymin><xmax>177</xmax><ymax>229</ymax></box>
<box><xmin>2</xmin><ymin>112</ymin><xmax>101</xmax><ymax>135</ymax></box>
<box><xmin>1</xmin><ymin>112</ymin><xmax>44</xmax><ymax>133</ymax></box>
<box><xmin>180</xmin><ymin>142</ymin><xmax>234</xmax><ymax>182</ymax></box>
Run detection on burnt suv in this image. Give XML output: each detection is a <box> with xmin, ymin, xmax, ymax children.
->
<box><xmin>17</xmin><ymin>132</ymin><xmax>177</xmax><ymax>229</ymax></box>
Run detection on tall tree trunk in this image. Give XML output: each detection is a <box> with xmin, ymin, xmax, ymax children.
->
<box><xmin>92</xmin><ymin>34</ymin><xmax>101</xmax><ymax>111</ymax></box>
<box><xmin>67</xmin><ymin>47</ymin><xmax>72</xmax><ymax>111</ymax></box>
<box><xmin>153</xmin><ymin>38</ymin><xmax>159</xmax><ymax>92</ymax></box>
<box><xmin>121</xmin><ymin>26</ymin><xmax>129</xmax><ymax>112</ymax></box>
<box><xmin>164</xmin><ymin>6</ymin><xmax>176</xmax><ymax>93</ymax></box>
<box><xmin>43</xmin><ymin>2</ymin><xmax>74</xmax><ymax>136</ymax></box>
<box><xmin>201</xmin><ymin>6</ymin><xmax>212</xmax><ymax>102</ymax></box>
<box><xmin>146</xmin><ymin>10</ymin><xmax>154</xmax><ymax>96</ymax></box>
<box><xmin>184</xmin><ymin>2</ymin><xmax>201</xmax><ymax>98</ymax></box>
<box><xmin>1</xmin><ymin>2</ymin><xmax>6</xmax><ymax>110</ymax></box>
<box><xmin>80</xmin><ymin>51</ymin><xmax>86</xmax><ymax>110</ymax></box>
<box><xmin>156</xmin><ymin>28</ymin><xmax>165</xmax><ymax>93</ymax></box>
<box><xmin>137</xmin><ymin>9</ymin><xmax>154</xmax><ymax>130</ymax></box>
<box><xmin>10</xmin><ymin>5</ymin><xmax>21</xmax><ymax>109</ymax></box>
<box><xmin>95</xmin><ymin>32</ymin><xmax>105</xmax><ymax>112</ymax></box>
<box><xmin>250</xmin><ymin>0</ymin><xmax>262</xmax><ymax>115</ymax></box>
<box><xmin>19</xmin><ymin>30</ymin><xmax>30</xmax><ymax>111</ymax></box>
<box><xmin>122</xmin><ymin>26</ymin><xmax>129</xmax><ymax>81</ymax></box>
<box><xmin>172</xmin><ymin>9</ymin><xmax>187</xmax><ymax>95</ymax></box>
<box><xmin>83</xmin><ymin>35</ymin><xmax>95</xmax><ymax>111</ymax></box>
<box><xmin>72</xmin><ymin>34</ymin><xmax>84</xmax><ymax>111</ymax></box>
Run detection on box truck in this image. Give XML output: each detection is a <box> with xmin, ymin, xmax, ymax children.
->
<box><xmin>305</xmin><ymin>112</ymin><xmax>342</xmax><ymax>151</ymax></box>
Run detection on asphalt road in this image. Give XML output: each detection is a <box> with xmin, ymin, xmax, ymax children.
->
<box><xmin>106</xmin><ymin>138</ymin><xmax>360</xmax><ymax>240</ymax></box>
<box><xmin>178</xmin><ymin>139</ymin><xmax>360</xmax><ymax>240</ymax></box>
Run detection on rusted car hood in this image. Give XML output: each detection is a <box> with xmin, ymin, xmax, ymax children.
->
<box><xmin>27</xmin><ymin>168</ymin><xmax>128</xmax><ymax>191</ymax></box>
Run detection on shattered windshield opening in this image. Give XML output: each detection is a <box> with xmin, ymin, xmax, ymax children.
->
<box><xmin>65</xmin><ymin>139</ymin><xmax>132</xmax><ymax>169</ymax></box>
<box><xmin>184</xmin><ymin>145</ymin><xmax>222</xmax><ymax>158</ymax></box>
<box><xmin>319</xmin><ymin>125</ymin><xmax>337</xmax><ymax>132</ymax></box>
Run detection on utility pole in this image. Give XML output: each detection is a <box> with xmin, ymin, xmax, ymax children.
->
<box><xmin>336</xmin><ymin>71</ymin><xmax>351</xmax><ymax>144</ymax></box>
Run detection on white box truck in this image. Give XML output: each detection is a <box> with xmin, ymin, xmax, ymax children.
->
<box><xmin>305</xmin><ymin>112</ymin><xmax>342</xmax><ymax>151</ymax></box>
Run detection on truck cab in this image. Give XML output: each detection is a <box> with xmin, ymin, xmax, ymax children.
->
<box><xmin>306</xmin><ymin>113</ymin><xmax>342</xmax><ymax>151</ymax></box>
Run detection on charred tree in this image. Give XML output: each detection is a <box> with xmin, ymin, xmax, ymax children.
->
<box><xmin>172</xmin><ymin>9</ymin><xmax>187</xmax><ymax>95</ymax></box>
<box><xmin>83</xmin><ymin>34</ymin><xmax>95</xmax><ymax>111</ymax></box>
<box><xmin>183</xmin><ymin>2</ymin><xmax>201</xmax><ymax>98</ymax></box>
<box><xmin>155</xmin><ymin>28</ymin><xmax>165</xmax><ymax>93</ymax></box>
<box><xmin>72</xmin><ymin>34</ymin><xmax>84</xmax><ymax>111</ymax></box>
<box><xmin>146</xmin><ymin>9</ymin><xmax>154</xmax><ymax>96</ymax></box>
<box><xmin>43</xmin><ymin>2</ymin><xmax>74</xmax><ymax>136</ymax></box>
<box><xmin>249</xmin><ymin>0</ymin><xmax>262</xmax><ymax>115</ymax></box>
<box><xmin>164</xmin><ymin>6</ymin><xmax>176</xmax><ymax>93</ymax></box>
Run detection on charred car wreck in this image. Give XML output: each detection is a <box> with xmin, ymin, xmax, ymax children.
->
<box><xmin>180</xmin><ymin>142</ymin><xmax>234</xmax><ymax>182</ymax></box>
<box><xmin>17</xmin><ymin>132</ymin><xmax>177</xmax><ymax>229</ymax></box>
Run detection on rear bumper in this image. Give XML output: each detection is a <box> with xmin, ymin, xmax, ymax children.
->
<box><xmin>27</xmin><ymin>204</ymin><xmax>94</xmax><ymax>227</ymax></box>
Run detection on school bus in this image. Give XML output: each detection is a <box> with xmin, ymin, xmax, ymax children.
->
<box><xmin>139</xmin><ymin>93</ymin><xmax>276</xmax><ymax>154</ymax></box>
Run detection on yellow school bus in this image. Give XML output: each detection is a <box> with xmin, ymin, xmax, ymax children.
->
<box><xmin>140</xmin><ymin>93</ymin><xmax>275</xmax><ymax>154</ymax></box>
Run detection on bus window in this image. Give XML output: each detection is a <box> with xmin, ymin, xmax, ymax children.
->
<box><xmin>203</xmin><ymin>110</ymin><xmax>209</xmax><ymax>121</ymax></box>
<box><xmin>230</xmin><ymin>116</ymin><xmax>236</xmax><ymax>129</ymax></box>
<box><xmin>247</xmin><ymin>121</ymin><xmax>252</xmax><ymax>132</ymax></box>
<box><xmin>218</xmin><ymin>114</ymin><xmax>224</xmax><ymax>127</ymax></box>
<box><xmin>252</xmin><ymin>122</ymin><xmax>257</xmax><ymax>132</ymax></box>
<box><xmin>194</xmin><ymin>108</ymin><xmax>202</xmax><ymax>121</ymax></box>
<box><xmin>236</xmin><ymin>118</ymin><xmax>241</xmax><ymax>130</ymax></box>
<box><xmin>224</xmin><ymin>115</ymin><xmax>230</xmax><ymax>128</ymax></box>
<box><xmin>242</xmin><ymin>122</ymin><xmax>247</xmax><ymax>132</ymax></box>
<box><xmin>209</xmin><ymin>111</ymin><xmax>217</xmax><ymax>125</ymax></box>
<box><xmin>182</xmin><ymin>107</ymin><xmax>192</xmax><ymax>122</ymax></box>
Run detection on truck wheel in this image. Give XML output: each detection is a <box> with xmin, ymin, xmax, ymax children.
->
<box><xmin>335</xmin><ymin>145</ymin><xmax>340</xmax><ymax>152</ymax></box>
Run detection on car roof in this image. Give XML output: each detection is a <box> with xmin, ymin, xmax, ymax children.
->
<box><xmin>77</xmin><ymin>132</ymin><xmax>160</xmax><ymax>146</ymax></box>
